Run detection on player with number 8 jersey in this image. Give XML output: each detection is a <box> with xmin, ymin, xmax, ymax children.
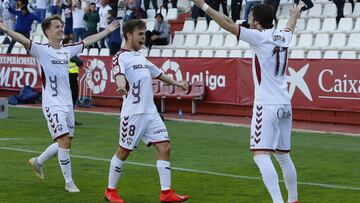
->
<box><xmin>104</xmin><ymin>19</ymin><xmax>190</xmax><ymax>203</ymax></box>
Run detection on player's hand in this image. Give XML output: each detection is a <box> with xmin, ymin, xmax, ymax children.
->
<box><xmin>116</xmin><ymin>86</ymin><xmax>127</xmax><ymax>96</ymax></box>
<box><xmin>106</xmin><ymin>20</ymin><xmax>120</xmax><ymax>33</ymax></box>
<box><xmin>0</xmin><ymin>19</ymin><xmax>9</xmax><ymax>33</ymax></box>
<box><xmin>290</xmin><ymin>4</ymin><xmax>302</xmax><ymax>18</ymax></box>
<box><xmin>178</xmin><ymin>81</ymin><xmax>189</xmax><ymax>91</ymax></box>
<box><xmin>150</xmin><ymin>35</ymin><xmax>158</xmax><ymax>41</ymax></box>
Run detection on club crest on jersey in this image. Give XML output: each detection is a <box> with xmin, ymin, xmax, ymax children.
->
<box><xmin>57</xmin><ymin>124</ymin><xmax>63</xmax><ymax>132</ymax></box>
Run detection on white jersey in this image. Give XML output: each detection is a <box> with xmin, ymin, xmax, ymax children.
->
<box><xmin>99</xmin><ymin>5</ymin><xmax>112</xmax><ymax>28</ymax></box>
<box><xmin>238</xmin><ymin>26</ymin><xmax>292</xmax><ymax>105</ymax></box>
<box><xmin>28</xmin><ymin>41</ymin><xmax>84</xmax><ymax>107</ymax></box>
<box><xmin>112</xmin><ymin>49</ymin><xmax>162</xmax><ymax>117</ymax></box>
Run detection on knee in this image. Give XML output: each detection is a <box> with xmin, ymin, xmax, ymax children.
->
<box><xmin>57</xmin><ymin>135</ymin><xmax>71</xmax><ymax>149</ymax></box>
<box><xmin>116</xmin><ymin>147</ymin><xmax>131</xmax><ymax>161</ymax></box>
<box><xmin>160</xmin><ymin>142</ymin><xmax>171</xmax><ymax>154</ymax></box>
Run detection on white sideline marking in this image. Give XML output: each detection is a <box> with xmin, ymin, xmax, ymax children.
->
<box><xmin>1</xmin><ymin>146</ymin><xmax>360</xmax><ymax>191</ymax></box>
<box><xmin>0</xmin><ymin>138</ymin><xmax>23</xmax><ymax>141</ymax></box>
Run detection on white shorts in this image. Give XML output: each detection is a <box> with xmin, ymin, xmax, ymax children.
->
<box><xmin>42</xmin><ymin>105</ymin><xmax>75</xmax><ymax>140</ymax></box>
<box><xmin>119</xmin><ymin>113</ymin><xmax>169</xmax><ymax>151</ymax></box>
<box><xmin>250</xmin><ymin>104</ymin><xmax>292</xmax><ymax>152</ymax></box>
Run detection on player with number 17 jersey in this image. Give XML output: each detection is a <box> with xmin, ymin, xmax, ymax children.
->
<box><xmin>239</xmin><ymin>27</ymin><xmax>292</xmax><ymax>105</ymax></box>
<box><xmin>28</xmin><ymin>41</ymin><xmax>84</xmax><ymax>107</ymax></box>
<box><xmin>112</xmin><ymin>49</ymin><xmax>162</xmax><ymax>118</ymax></box>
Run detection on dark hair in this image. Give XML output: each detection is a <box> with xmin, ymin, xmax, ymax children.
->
<box><xmin>90</xmin><ymin>2</ymin><xmax>96</xmax><ymax>6</ymax></box>
<box><xmin>155</xmin><ymin>13</ymin><xmax>163</xmax><ymax>20</ymax></box>
<box><xmin>122</xmin><ymin>19</ymin><xmax>146</xmax><ymax>40</ymax></box>
<box><xmin>41</xmin><ymin>15</ymin><xmax>64</xmax><ymax>38</ymax></box>
<box><xmin>20</xmin><ymin>5</ymin><xmax>28</xmax><ymax>11</ymax></box>
<box><xmin>251</xmin><ymin>4</ymin><xmax>274</xmax><ymax>29</ymax></box>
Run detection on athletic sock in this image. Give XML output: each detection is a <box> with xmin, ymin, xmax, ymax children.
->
<box><xmin>108</xmin><ymin>155</ymin><xmax>123</xmax><ymax>189</ymax></box>
<box><xmin>157</xmin><ymin>160</ymin><xmax>171</xmax><ymax>191</ymax></box>
<box><xmin>37</xmin><ymin>143</ymin><xmax>58</xmax><ymax>165</ymax></box>
<box><xmin>275</xmin><ymin>153</ymin><xmax>298</xmax><ymax>203</ymax></box>
<box><xmin>254</xmin><ymin>154</ymin><xmax>284</xmax><ymax>203</ymax></box>
<box><xmin>58</xmin><ymin>147</ymin><xmax>73</xmax><ymax>183</ymax></box>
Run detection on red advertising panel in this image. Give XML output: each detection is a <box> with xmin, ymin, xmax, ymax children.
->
<box><xmin>0</xmin><ymin>54</ymin><xmax>359</xmax><ymax>112</ymax></box>
<box><xmin>0</xmin><ymin>55</ymin><xmax>41</xmax><ymax>91</ymax></box>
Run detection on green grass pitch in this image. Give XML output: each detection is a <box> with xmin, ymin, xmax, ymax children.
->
<box><xmin>0</xmin><ymin>107</ymin><xmax>359</xmax><ymax>203</ymax></box>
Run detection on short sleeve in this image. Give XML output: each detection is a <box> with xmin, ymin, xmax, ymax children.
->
<box><xmin>238</xmin><ymin>26</ymin><xmax>266</xmax><ymax>47</ymax></box>
<box><xmin>63</xmin><ymin>41</ymin><xmax>84</xmax><ymax>58</ymax></box>
<box><xmin>147</xmin><ymin>60</ymin><xmax>162</xmax><ymax>78</ymax></box>
<box><xmin>112</xmin><ymin>52</ymin><xmax>125</xmax><ymax>79</ymax></box>
<box><xmin>28</xmin><ymin>41</ymin><xmax>42</xmax><ymax>58</ymax></box>
<box><xmin>281</xmin><ymin>28</ymin><xmax>293</xmax><ymax>47</ymax></box>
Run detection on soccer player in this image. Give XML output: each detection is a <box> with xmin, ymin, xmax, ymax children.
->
<box><xmin>0</xmin><ymin>15</ymin><xmax>120</xmax><ymax>192</ymax></box>
<box><xmin>103</xmin><ymin>19</ymin><xmax>190</xmax><ymax>203</ymax></box>
<box><xmin>191</xmin><ymin>1</ymin><xmax>302</xmax><ymax>203</ymax></box>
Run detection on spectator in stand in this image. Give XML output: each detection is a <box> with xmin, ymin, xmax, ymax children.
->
<box><xmin>124</xmin><ymin>0</ymin><xmax>146</xmax><ymax>20</ymax></box>
<box><xmin>162</xmin><ymin>0</ymin><xmax>177</xmax><ymax>10</ymax></box>
<box><xmin>6</xmin><ymin>5</ymin><xmax>41</xmax><ymax>53</ymax></box>
<box><xmin>191</xmin><ymin>1</ymin><xmax>205</xmax><ymax>22</ymax></box>
<box><xmin>72</xmin><ymin>0</ymin><xmax>87</xmax><ymax>42</ymax></box>
<box><xmin>264</xmin><ymin>0</ymin><xmax>280</xmax><ymax>23</ymax></box>
<box><xmin>0</xmin><ymin>0</ymin><xmax>16</xmax><ymax>44</ymax></box>
<box><xmin>230</xmin><ymin>0</ymin><xmax>242</xmax><ymax>22</ymax></box>
<box><xmin>35</xmin><ymin>0</ymin><xmax>47</xmax><ymax>21</ymax></box>
<box><xmin>62</xmin><ymin>0</ymin><xmax>73</xmax><ymax>40</ymax></box>
<box><xmin>108</xmin><ymin>0</ymin><xmax>118</xmax><ymax>11</ymax></box>
<box><xmin>211</xmin><ymin>0</ymin><xmax>228</xmax><ymax>16</ymax></box>
<box><xmin>108</xmin><ymin>9</ymin><xmax>121</xmax><ymax>55</ymax></box>
<box><xmin>334</xmin><ymin>0</ymin><xmax>345</xmax><ymax>25</ymax></box>
<box><xmin>145</xmin><ymin>13</ymin><xmax>169</xmax><ymax>49</ymax></box>
<box><xmin>99</xmin><ymin>0</ymin><xmax>112</xmax><ymax>48</ymax></box>
<box><xmin>51</xmin><ymin>0</ymin><xmax>63</xmax><ymax>15</ymax></box>
<box><xmin>84</xmin><ymin>2</ymin><xmax>100</xmax><ymax>48</ymax></box>
<box><xmin>241</xmin><ymin>0</ymin><xmax>261</xmax><ymax>28</ymax></box>
<box><xmin>144</xmin><ymin>0</ymin><xmax>158</xmax><ymax>11</ymax></box>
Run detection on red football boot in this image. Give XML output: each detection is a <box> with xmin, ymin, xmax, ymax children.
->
<box><xmin>104</xmin><ymin>188</ymin><xmax>125</xmax><ymax>203</ymax></box>
<box><xmin>160</xmin><ymin>189</ymin><xmax>190</xmax><ymax>203</ymax></box>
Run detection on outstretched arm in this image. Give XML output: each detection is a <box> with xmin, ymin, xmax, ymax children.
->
<box><xmin>286</xmin><ymin>4</ymin><xmax>302</xmax><ymax>32</ymax></box>
<box><xmin>191</xmin><ymin>0</ymin><xmax>238</xmax><ymax>36</ymax></box>
<box><xmin>82</xmin><ymin>20</ymin><xmax>120</xmax><ymax>47</ymax></box>
<box><xmin>159</xmin><ymin>74</ymin><xmax>189</xmax><ymax>91</ymax></box>
<box><xmin>0</xmin><ymin>19</ymin><xmax>31</xmax><ymax>50</ymax></box>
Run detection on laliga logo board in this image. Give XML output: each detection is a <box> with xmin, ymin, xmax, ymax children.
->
<box><xmin>86</xmin><ymin>59</ymin><xmax>108</xmax><ymax>94</ymax></box>
<box><xmin>160</xmin><ymin>59</ymin><xmax>226</xmax><ymax>91</ymax></box>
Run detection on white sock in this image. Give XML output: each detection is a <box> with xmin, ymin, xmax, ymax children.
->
<box><xmin>58</xmin><ymin>148</ymin><xmax>73</xmax><ymax>183</ymax></box>
<box><xmin>37</xmin><ymin>143</ymin><xmax>58</xmax><ymax>165</ymax></box>
<box><xmin>157</xmin><ymin>160</ymin><xmax>171</xmax><ymax>191</ymax></box>
<box><xmin>108</xmin><ymin>155</ymin><xmax>123</xmax><ymax>189</ymax></box>
<box><xmin>275</xmin><ymin>153</ymin><xmax>298</xmax><ymax>203</ymax></box>
<box><xmin>254</xmin><ymin>154</ymin><xmax>284</xmax><ymax>203</ymax></box>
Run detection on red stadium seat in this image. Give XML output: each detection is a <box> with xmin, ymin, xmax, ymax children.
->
<box><xmin>182</xmin><ymin>80</ymin><xmax>206</xmax><ymax>114</ymax></box>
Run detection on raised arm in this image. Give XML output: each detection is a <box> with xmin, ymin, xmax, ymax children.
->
<box><xmin>82</xmin><ymin>20</ymin><xmax>120</xmax><ymax>47</ymax></box>
<box><xmin>191</xmin><ymin>0</ymin><xmax>238</xmax><ymax>36</ymax></box>
<box><xmin>0</xmin><ymin>19</ymin><xmax>31</xmax><ymax>50</ymax></box>
<box><xmin>159</xmin><ymin>74</ymin><xmax>189</xmax><ymax>91</ymax></box>
<box><xmin>286</xmin><ymin>4</ymin><xmax>302</xmax><ymax>32</ymax></box>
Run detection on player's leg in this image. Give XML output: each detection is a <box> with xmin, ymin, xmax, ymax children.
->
<box><xmin>104</xmin><ymin>147</ymin><xmax>129</xmax><ymax>203</ymax></box>
<box><xmin>29</xmin><ymin>142</ymin><xmax>58</xmax><ymax>179</ymax></box>
<box><xmin>275</xmin><ymin>105</ymin><xmax>298</xmax><ymax>203</ymax></box>
<box><xmin>251</xmin><ymin>105</ymin><xmax>284</xmax><ymax>203</ymax></box>
<box><xmin>144</xmin><ymin>113</ymin><xmax>189</xmax><ymax>202</ymax></box>
<box><xmin>48</xmin><ymin>106</ymin><xmax>79</xmax><ymax>192</ymax></box>
<box><xmin>104</xmin><ymin>115</ymin><xmax>145</xmax><ymax>203</ymax></box>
